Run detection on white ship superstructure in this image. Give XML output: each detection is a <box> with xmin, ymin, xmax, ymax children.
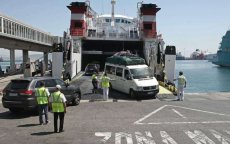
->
<box><xmin>51</xmin><ymin>0</ymin><xmax>176</xmax><ymax>83</ymax></box>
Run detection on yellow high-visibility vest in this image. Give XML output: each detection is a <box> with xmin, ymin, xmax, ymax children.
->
<box><xmin>51</xmin><ymin>91</ymin><xmax>64</xmax><ymax>112</ymax></box>
<box><xmin>101</xmin><ymin>76</ymin><xmax>110</xmax><ymax>88</ymax></box>
<box><xmin>92</xmin><ymin>74</ymin><xmax>97</xmax><ymax>80</ymax></box>
<box><xmin>178</xmin><ymin>75</ymin><xmax>186</xmax><ymax>86</ymax></box>
<box><xmin>36</xmin><ymin>87</ymin><xmax>48</xmax><ymax>105</ymax></box>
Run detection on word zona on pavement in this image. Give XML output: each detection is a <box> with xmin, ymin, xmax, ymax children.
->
<box><xmin>95</xmin><ymin>129</ymin><xmax>230</xmax><ymax>144</ymax></box>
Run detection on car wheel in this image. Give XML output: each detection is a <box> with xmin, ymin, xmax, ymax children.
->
<box><xmin>152</xmin><ymin>94</ymin><xmax>157</xmax><ymax>99</ymax></box>
<box><xmin>129</xmin><ymin>89</ymin><xmax>136</xmax><ymax>99</ymax></box>
<box><xmin>9</xmin><ymin>108</ymin><xmax>21</xmax><ymax>113</ymax></box>
<box><xmin>72</xmin><ymin>93</ymin><xmax>81</xmax><ymax>106</ymax></box>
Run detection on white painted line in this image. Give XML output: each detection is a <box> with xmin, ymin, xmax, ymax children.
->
<box><xmin>134</xmin><ymin>105</ymin><xmax>168</xmax><ymax>125</ymax></box>
<box><xmin>147</xmin><ymin>121</ymin><xmax>230</xmax><ymax>125</ymax></box>
<box><xmin>168</xmin><ymin>105</ymin><xmax>230</xmax><ymax>117</ymax></box>
<box><xmin>135</xmin><ymin>131</ymin><xmax>156</xmax><ymax>144</ymax></box>
<box><xmin>115</xmin><ymin>132</ymin><xmax>133</xmax><ymax>144</ymax></box>
<box><xmin>0</xmin><ymin>133</ymin><xmax>6</xmax><ymax>138</ymax></box>
<box><xmin>134</xmin><ymin>104</ymin><xmax>230</xmax><ymax>125</ymax></box>
<box><xmin>160</xmin><ymin>131</ymin><xmax>178</xmax><ymax>144</ymax></box>
<box><xmin>210</xmin><ymin>129</ymin><xmax>230</xmax><ymax>143</ymax></box>
<box><xmin>95</xmin><ymin>132</ymin><xmax>111</xmax><ymax>143</ymax></box>
<box><xmin>172</xmin><ymin>109</ymin><xmax>186</xmax><ymax>119</ymax></box>
<box><xmin>185</xmin><ymin>130</ymin><xmax>215</xmax><ymax>144</ymax></box>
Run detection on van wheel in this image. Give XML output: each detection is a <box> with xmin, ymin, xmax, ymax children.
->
<box><xmin>129</xmin><ymin>89</ymin><xmax>136</xmax><ymax>99</ymax></box>
<box><xmin>109</xmin><ymin>83</ymin><xmax>113</xmax><ymax>91</ymax></box>
<box><xmin>152</xmin><ymin>94</ymin><xmax>157</xmax><ymax>99</ymax></box>
<box><xmin>72</xmin><ymin>93</ymin><xmax>81</xmax><ymax>106</ymax></box>
<box><xmin>9</xmin><ymin>108</ymin><xmax>21</xmax><ymax>113</ymax></box>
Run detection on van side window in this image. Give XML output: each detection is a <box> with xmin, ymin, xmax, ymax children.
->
<box><xmin>125</xmin><ymin>70</ymin><xmax>130</xmax><ymax>79</ymax></box>
<box><xmin>105</xmin><ymin>65</ymin><xmax>111</xmax><ymax>74</ymax></box>
<box><xmin>106</xmin><ymin>65</ymin><xmax>116</xmax><ymax>75</ymax></box>
<box><xmin>116</xmin><ymin>67</ymin><xmax>123</xmax><ymax>77</ymax></box>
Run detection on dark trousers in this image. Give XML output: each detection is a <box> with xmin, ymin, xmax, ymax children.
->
<box><xmin>92</xmin><ymin>80</ymin><xmax>98</xmax><ymax>93</ymax></box>
<box><xmin>53</xmin><ymin>112</ymin><xmax>65</xmax><ymax>132</ymax></box>
<box><xmin>38</xmin><ymin>104</ymin><xmax>48</xmax><ymax>124</ymax></box>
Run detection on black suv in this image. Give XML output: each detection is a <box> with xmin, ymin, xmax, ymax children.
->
<box><xmin>2</xmin><ymin>77</ymin><xmax>81</xmax><ymax>113</ymax></box>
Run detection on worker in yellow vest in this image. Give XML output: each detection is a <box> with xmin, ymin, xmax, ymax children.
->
<box><xmin>49</xmin><ymin>85</ymin><xmax>67</xmax><ymax>133</ymax></box>
<box><xmin>92</xmin><ymin>72</ymin><xmax>98</xmax><ymax>93</ymax></box>
<box><xmin>174</xmin><ymin>71</ymin><xmax>187</xmax><ymax>101</ymax></box>
<box><xmin>35</xmin><ymin>81</ymin><xmax>50</xmax><ymax>125</ymax></box>
<box><xmin>100</xmin><ymin>72</ymin><xmax>114</xmax><ymax>101</ymax></box>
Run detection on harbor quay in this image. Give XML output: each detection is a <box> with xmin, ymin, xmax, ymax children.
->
<box><xmin>1</xmin><ymin>74</ymin><xmax>230</xmax><ymax>144</ymax></box>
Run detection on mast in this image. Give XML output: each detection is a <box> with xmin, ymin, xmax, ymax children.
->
<box><xmin>111</xmin><ymin>0</ymin><xmax>116</xmax><ymax>27</ymax></box>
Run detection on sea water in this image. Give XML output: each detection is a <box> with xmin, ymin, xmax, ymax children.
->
<box><xmin>0</xmin><ymin>61</ymin><xmax>22</xmax><ymax>72</ymax></box>
<box><xmin>1</xmin><ymin>60</ymin><xmax>230</xmax><ymax>93</ymax></box>
<box><xmin>175</xmin><ymin>60</ymin><xmax>230</xmax><ymax>93</ymax></box>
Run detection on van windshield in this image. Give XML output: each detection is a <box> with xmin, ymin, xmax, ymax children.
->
<box><xmin>130</xmin><ymin>67</ymin><xmax>154</xmax><ymax>79</ymax></box>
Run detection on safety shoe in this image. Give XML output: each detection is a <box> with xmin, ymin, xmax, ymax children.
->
<box><xmin>59</xmin><ymin>130</ymin><xmax>65</xmax><ymax>133</ymax></box>
<box><xmin>45</xmin><ymin>121</ymin><xmax>50</xmax><ymax>124</ymax></box>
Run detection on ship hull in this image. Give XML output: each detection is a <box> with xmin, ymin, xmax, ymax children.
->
<box><xmin>212</xmin><ymin>51</ymin><xmax>230</xmax><ymax>67</ymax></box>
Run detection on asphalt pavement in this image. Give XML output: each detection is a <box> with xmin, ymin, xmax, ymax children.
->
<box><xmin>1</xmin><ymin>73</ymin><xmax>230</xmax><ymax>143</ymax></box>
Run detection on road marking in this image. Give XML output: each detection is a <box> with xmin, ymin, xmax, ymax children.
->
<box><xmin>0</xmin><ymin>133</ymin><xmax>6</xmax><ymax>138</ymax></box>
<box><xmin>115</xmin><ymin>132</ymin><xmax>133</xmax><ymax>144</ymax></box>
<box><xmin>185</xmin><ymin>130</ymin><xmax>215</xmax><ymax>144</ymax></box>
<box><xmin>134</xmin><ymin>105</ymin><xmax>168</xmax><ymax>125</ymax></box>
<box><xmin>134</xmin><ymin>105</ymin><xmax>230</xmax><ymax>125</ymax></box>
<box><xmin>135</xmin><ymin>131</ymin><xmax>156</xmax><ymax>144</ymax></box>
<box><xmin>210</xmin><ymin>129</ymin><xmax>230</xmax><ymax>144</ymax></box>
<box><xmin>95</xmin><ymin>130</ymin><xmax>230</xmax><ymax>144</ymax></box>
<box><xmin>168</xmin><ymin>105</ymin><xmax>230</xmax><ymax>117</ymax></box>
<box><xmin>95</xmin><ymin>132</ymin><xmax>111</xmax><ymax>143</ymax></box>
<box><xmin>172</xmin><ymin>109</ymin><xmax>186</xmax><ymax>119</ymax></box>
<box><xmin>147</xmin><ymin>121</ymin><xmax>230</xmax><ymax>125</ymax></box>
<box><xmin>160</xmin><ymin>131</ymin><xmax>178</xmax><ymax>144</ymax></box>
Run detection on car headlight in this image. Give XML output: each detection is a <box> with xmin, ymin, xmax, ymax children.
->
<box><xmin>156</xmin><ymin>85</ymin><xmax>159</xmax><ymax>89</ymax></box>
<box><xmin>136</xmin><ymin>86</ymin><xmax>143</xmax><ymax>91</ymax></box>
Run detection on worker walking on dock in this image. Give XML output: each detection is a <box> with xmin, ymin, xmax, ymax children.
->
<box><xmin>174</xmin><ymin>71</ymin><xmax>187</xmax><ymax>101</ymax></box>
<box><xmin>49</xmin><ymin>85</ymin><xmax>67</xmax><ymax>133</ymax></box>
<box><xmin>92</xmin><ymin>72</ymin><xmax>98</xmax><ymax>93</ymax></box>
<box><xmin>35</xmin><ymin>81</ymin><xmax>50</xmax><ymax>125</ymax></box>
<box><xmin>101</xmin><ymin>73</ymin><xmax>113</xmax><ymax>101</ymax></box>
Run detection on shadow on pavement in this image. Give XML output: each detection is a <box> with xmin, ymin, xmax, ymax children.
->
<box><xmin>31</xmin><ymin>131</ymin><xmax>54</xmax><ymax>136</ymax></box>
<box><xmin>18</xmin><ymin>123</ymin><xmax>40</xmax><ymax>127</ymax></box>
<box><xmin>109</xmin><ymin>90</ymin><xmax>156</xmax><ymax>101</ymax></box>
<box><xmin>0</xmin><ymin>111</ymin><xmax>36</xmax><ymax>119</ymax></box>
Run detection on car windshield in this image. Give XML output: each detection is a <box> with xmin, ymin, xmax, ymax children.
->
<box><xmin>10</xmin><ymin>80</ymin><xmax>30</xmax><ymax>90</ymax></box>
<box><xmin>130</xmin><ymin>67</ymin><xmax>154</xmax><ymax>79</ymax></box>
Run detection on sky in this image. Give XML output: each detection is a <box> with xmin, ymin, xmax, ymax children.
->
<box><xmin>0</xmin><ymin>0</ymin><xmax>230</xmax><ymax>57</ymax></box>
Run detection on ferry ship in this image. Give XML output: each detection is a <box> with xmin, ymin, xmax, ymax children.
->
<box><xmin>0</xmin><ymin>56</ymin><xmax>3</xmax><ymax>62</ymax></box>
<box><xmin>212</xmin><ymin>30</ymin><xmax>230</xmax><ymax>66</ymax></box>
<box><xmin>52</xmin><ymin>1</ymin><xmax>176</xmax><ymax>83</ymax></box>
<box><xmin>190</xmin><ymin>49</ymin><xmax>205</xmax><ymax>60</ymax></box>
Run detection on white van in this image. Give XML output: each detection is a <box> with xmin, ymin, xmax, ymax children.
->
<box><xmin>104</xmin><ymin>63</ymin><xmax>159</xmax><ymax>99</ymax></box>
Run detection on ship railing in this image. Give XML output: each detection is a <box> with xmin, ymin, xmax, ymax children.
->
<box><xmin>86</xmin><ymin>30</ymin><xmax>140</xmax><ymax>40</ymax></box>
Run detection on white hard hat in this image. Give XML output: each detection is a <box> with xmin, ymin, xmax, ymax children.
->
<box><xmin>56</xmin><ymin>85</ymin><xmax>61</xmax><ymax>90</ymax></box>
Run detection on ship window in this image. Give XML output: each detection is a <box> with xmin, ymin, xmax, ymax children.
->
<box><xmin>75</xmin><ymin>22</ymin><xmax>82</xmax><ymax>28</ymax></box>
<box><xmin>121</xmin><ymin>19</ymin><xmax>125</xmax><ymax>23</ymax></box>
<box><xmin>105</xmin><ymin>19</ymin><xmax>110</xmax><ymax>23</ymax></box>
<box><xmin>115</xmin><ymin>19</ymin><xmax>120</xmax><ymax>23</ymax></box>
<box><xmin>0</xmin><ymin>17</ymin><xmax>2</xmax><ymax>33</ymax></box>
<box><xmin>144</xmin><ymin>24</ymin><xmax>152</xmax><ymax>30</ymax></box>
